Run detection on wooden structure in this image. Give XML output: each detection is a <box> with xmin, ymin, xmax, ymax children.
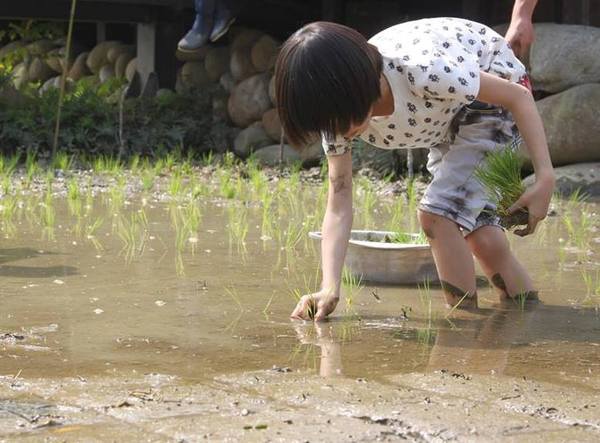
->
<box><xmin>0</xmin><ymin>0</ymin><xmax>597</xmax><ymax>88</ymax></box>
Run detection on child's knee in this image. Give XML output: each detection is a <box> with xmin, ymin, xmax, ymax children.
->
<box><xmin>468</xmin><ymin>229</ymin><xmax>510</xmax><ymax>263</ymax></box>
<box><xmin>418</xmin><ymin>210</ymin><xmax>459</xmax><ymax>240</ymax></box>
<box><xmin>418</xmin><ymin>210</ymin><xmax>441</xmax><ymax>239</ymax></box>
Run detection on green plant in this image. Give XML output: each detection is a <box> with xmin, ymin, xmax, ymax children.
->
<box><xmin>385</xmin><ymin>231</ymin><xmax>427</xmax><ymax>244</ymax></box>
<box><xmin>474</xmin><ymin>146</ymin><xmax>527</xmax><ymax>228</ymax></box>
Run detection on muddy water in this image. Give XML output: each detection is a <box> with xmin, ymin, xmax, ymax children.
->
<box><xmin>1</xmin><ymin>182</ymin><xmax>600</xmax><ymax>440</ymax></box>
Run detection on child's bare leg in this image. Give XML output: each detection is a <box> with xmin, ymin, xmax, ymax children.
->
<box><xmin>418</xmin><ymin>210</ymin><xmax>478</xmax><ymax>308</ymax></box>
<box><xmin>465</xmin><ymin>225</ymin><xmax>538</xmax><ymax>301</ymax></box>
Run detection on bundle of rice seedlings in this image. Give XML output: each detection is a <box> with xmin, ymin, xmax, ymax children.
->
<box><xmin>474</xmin><ymin>146</ymin><xmax>528</xmax><ymax>229</ymax></box>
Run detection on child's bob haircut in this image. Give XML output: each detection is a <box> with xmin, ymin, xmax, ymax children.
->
<box><xmin>275</xmin><ymin>21</ymin><xmax>383</xmax><ymax>147</ymax></box>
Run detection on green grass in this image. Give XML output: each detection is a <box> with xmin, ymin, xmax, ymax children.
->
<box><xmin>474</xmin><ymin>146</ymin><xmax>525</xmax><ymax>218</ymax></box>
<box><xmin>386</xmin><ymin>231</ymin><xmax>427</xmax><ymax>244</ymax></box>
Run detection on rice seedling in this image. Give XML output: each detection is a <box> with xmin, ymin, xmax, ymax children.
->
<box><xmin>167</xmin><ymin>169</ymin><xmax>184</xmax><ymax>200</ymax></box>
<box><xmin>416</xmin><ymin>278</ymin><xmax>438</xmax><ymax>347</ymax></box>
<box><xmin>0</xmin><ymin>194</ymin><xmax>18</xmax><ymax>237</ymax></box>
<box><xmin>581</xmin><ymin>270</ymin><xmax>600</xmax><ymax>310</ymax></box>
<box><xmin>0</xmin><ymin>153</ymin><xmax>19</xmax><ymax>178</ymax></box>
<box><xmin>341</xmin><ymin>266</ymin><xmax>363</xmax><ymax>318</ymax></box>
<box><xmin>117</xmin><ymin>210</ymin><xmax>148</xmax><ymax>262</ymax></box>
<box><xmin>40</xmin><ymin>189</ymin><xmax>56</xmax><ymax>241</ymax></box>
<box><xmin>93</xmin><ymin>155</ymin><xmax>124</xmax><ymax>177</ymax></box>
<box><xmin>385</xmin><ymin>231</ymin><xmax>428</xmax><ymax>244</ymax></box>
<box><xmin>354</xmin><ymin>176</ymin><xmax>376</xmax><ymax>228</ymax></box>
<box><xmin>405</xmin><ymin>179</ymin><xmax>419</xmax><ymax>232</ymax></box>
<box><xmin>24</xmin><ymin>151</ymin><xmax>40</xmax><ymax>188</ymax></box>
<box><xmin>201</xmin><ymin>151</ymin><xmax>214</xmax><ymax>167</ymax></box>
<box><xmin>562</xmin><ymin>207</ymin><xmax>593</xmax><ymax>251</ymax></box>
<box><xmin>474</xmin><ymin>146</ymin><xmax>528</xmax><ymax>229</ymax></box>
<box><xmin>141</xmin><ymin>169</ymin><xmax>156</xmax><ymax>194</ymax></box>
<box><xmin>2</xmin><ymin>175</ymin><xmax>12</xmax><ymax>195</ymax></box>
<box><xmin>260</xmin><ymin>190</ymin><xmax>274</xmax><ymax>237</ymax></box>
<box><xmin>218</xmin><ymin>169</ymin><xmax>236</xmax><ymax>199</ymax></box>
<box><xmin>84</xmin><ymin>217</ymin><xmax>104</xmax><ymax>251</ymax></box>
<box><xmin>128</xmin><ymin>154</ymin><xmax>141</xmax><ymax>175</ymax></box>
<box><xmin>222</xmin><ymin>151</ymin><xmax>237</xmax><ymax>170</ymax></box>
<box><xmin>51</xmin><ymin>152</ymin><xmax>73</xmax><ymax>171</ymax></box>
<box><xmin>66</xmin><ymin>177</ymin><xmax>83</xmax><ymax>218</ymax></box>
<box><xmin>386</xmin><ymin>196</ymin><xmax>405</xmax><ymax>234</ymax></box>
<box><xmin>227</xmin><ymin>205</ymin><xmax>249</xmax><ymax>253</ymax></box>
<box><xmin>107</xmin><ymin>177</ymin><xmax>127</xmax><ymax>215</ymax></box>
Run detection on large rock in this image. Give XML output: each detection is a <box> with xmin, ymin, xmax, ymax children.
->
<box><xmin>230</xmin><ymin>28</ymin><xmax>263</xmax><ymax>52</ymax></box>
<box><xmin>26</xmin><ymin>39</ymin><xmax>55</xmax><ymax>56</ymax></box>
<box><xmin>68</xmin><ymin>52</ymin><xmax>91</xmax><ymax>81</ymax></box>
<box><xmin>45</xmin><ymin>48</ymin><xmax>64</xmax><ymax>73</ymax></box>
<box><xmin>253</xmin><ymin>144</ymin><xmax>302</xmax><ymax>166</ymax></box>
<box><xmin>0</xmin><ymin>41</ymin><xmax>24</xmax><ymax>60</ymax></box>
<box><xmin>530</xmin><ymin>24</ymin><xmax>600</xmax><ymax>94</ymax></box>
<box><xmin>115</xmin><ymin>52</ymin><xmax>134</xmax><ymax>79</ymax></box>
<box><xmin>524</xmin><ymin>83</ymin><xmax>600</xmax><ymax>167</ymax></box>
<box><xmin>230</xmin><ymin>46</ymin><xmax>257</xmax><ymax>82</ymax></box>
<box><xmin>268</xmin><ymin>75</ymin><xmax>276</xmax><ymax>105</ymax></box>
<box><xmin>251</xmin><ymin>35</ymin><xmax>279</xmax><ymax>72</ymax></box>
<box><xmin>298</xmin><ymin>139</ymin><xmax>324</xmax><ymax>165</ymax></box>
<box><xmin>227</xmin><ymin>73</ymin><xmax>271</xmax><ymax>127</ymax></box>
<box><xmin>212</xmin><ymin>91</ymin><xmax>230</xmax><ymax>123</ymax></box>
<box><xmin>219</xmin><ymin>72</ymin><xmax>235</xmax><ymax>93</ymax></box>
<box><xmin>86</xmin><ymin>41</ymin><xmax>120</xmax><ymax>74</ymax></box>
<box><xmin>12</xmin><ymin>62</ymin><xmax>29</xmax><ymax>89</ymax></box>
<box><xmin>261</xmin><ymin>108</ymin><xmax>283</xmax><ymax>142</ymax></box>
<box><xmin>28</xmin><ymin>57</ymin><xmax>55</xmax><ymax>83</ymax></box>
<box><xmin>204</xmin><ymin>46</ymin><xmax>230</xmax><ymax>82</ymax></box>
<box><xmin>524</xmin><ymin>163</ymin><xmax>600</xmax><ymax>198</ymax></box>
<box><xmin>233</xmin><ymin>122</ymin><xmax>273</xmax><ymax>157</ymax></box>
<box><xmin>99</xmin><ymin>64</ymin><xmax>115</xmax><ymax>83</ymax></box>
<box><xmin>125</xmin><ymin>58</ymin><xmax>137</xmax><ymax>82</ymax></box>
<box><xmin>107</xmin><ymin>44</ymin><xmax>134</xmax><ymax>64</ymax></box>
<box><xmin>180</xmin><ymin>61</ymin><xmax>211</xmax><ymax>90</ymax></box>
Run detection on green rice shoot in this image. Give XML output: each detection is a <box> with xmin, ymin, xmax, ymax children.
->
<box><xmin>474</xmin><ymin>146</ymin><xmax>525</xmax><ymax>217</ymax></box>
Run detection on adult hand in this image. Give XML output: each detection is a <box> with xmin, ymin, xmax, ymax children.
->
<box><xmin>508</xmin><ymin>174</ymin><xmax>554</xmax><ymax>236</ymax></box>
<box><xmin>290</xmin><ymin>289</ymin><xmax>340</xmax><ymax>321</ymax></box>
<box><xmin>505</xmin><ymin>16</ymin><xmax>535</xmax><ymax>60</ymax></box>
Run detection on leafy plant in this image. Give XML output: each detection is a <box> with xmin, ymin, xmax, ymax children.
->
<box><xmin>474</xmin><ymin>146</ymin><xmax>527</xmax><ymax>228</ymax></box>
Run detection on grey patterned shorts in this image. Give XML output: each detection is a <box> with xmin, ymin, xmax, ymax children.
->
<box><xmin>419</xmin><ymin>102</ymin><xmax>520</xmax><ymax>234</ymax></box>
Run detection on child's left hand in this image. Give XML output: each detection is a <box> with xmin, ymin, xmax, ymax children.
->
<box><xmin>508</xmin><ymin>175</ymin><xmax>555</xmax><ymax>236</ymax></box>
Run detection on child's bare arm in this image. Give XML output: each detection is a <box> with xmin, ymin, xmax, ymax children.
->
<box><xmin>476</xmin><ymin>71</ymin><xmax>555</xmax><ymax>235</ymax></box>
<box><xmin>290</xmin><ymin>151</ymin><xmax>353</xmax><ymax>321</ymax></box>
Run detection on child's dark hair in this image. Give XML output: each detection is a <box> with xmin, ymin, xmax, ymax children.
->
<box><xmin>275</xmin><ymin>21</ymin><xmax>383</xmax><ymax>147</ymax></box>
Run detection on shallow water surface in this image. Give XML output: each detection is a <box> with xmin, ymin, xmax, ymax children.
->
<box><xmin>1</xmin><ymin>183</ymin><xmax>599</xmax><ymax>396</ymax></box>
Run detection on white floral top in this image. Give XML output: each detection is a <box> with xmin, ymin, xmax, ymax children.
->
<box><xmin>323</xmin><ymin>17</ymin><xmax>529</xmax><ymax>156</ymax></box>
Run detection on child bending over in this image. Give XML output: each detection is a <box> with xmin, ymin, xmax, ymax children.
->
<box><xmin>275</xmin><ymin>18</ymin><xmax>555</xmax><ymax>320</ymax></box>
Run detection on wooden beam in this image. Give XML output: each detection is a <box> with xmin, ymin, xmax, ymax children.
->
<box><xmin>0</xmin><ymin>0</ymin><xmax>173</xmax><ymax>24</ymax></box>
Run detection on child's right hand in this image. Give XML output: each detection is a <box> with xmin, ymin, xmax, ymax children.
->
<box><xmin>290</xmin><ymin>289</ymin><xmax>340</xmax><ymax>321</ymax></box>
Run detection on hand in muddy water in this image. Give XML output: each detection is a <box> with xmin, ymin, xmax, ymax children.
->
<box><xmin>507</xmin><ymin>176</ymin><xmax>554</xmax><ymax>237</ymax></box>
<box><xmin>290</xmin><ymin>290</ymin><xmax>339</xmax><ymax>321</ymax></box>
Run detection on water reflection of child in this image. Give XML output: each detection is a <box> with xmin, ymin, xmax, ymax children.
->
<box><xmin>276</xmin><ymin>16</ymin><xmax>554</xmax><ymax>321</ymax></box>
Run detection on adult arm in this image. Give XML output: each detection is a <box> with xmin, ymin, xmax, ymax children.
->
<box><xmin>505</xmin><ymin>0</ymin><xmax>538</xmax><ymax>59</ymax></box>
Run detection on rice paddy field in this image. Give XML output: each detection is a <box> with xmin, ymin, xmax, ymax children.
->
<box><xmin>1</xmin><ymin>152</ymin><xmax>599</xmax><ymax>441</ymax></box>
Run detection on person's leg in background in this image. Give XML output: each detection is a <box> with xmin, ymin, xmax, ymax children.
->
<box><xmin>178</xmin><ymin>0</ymin><xmax>216</xmax><ymax>52</ymax></box>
